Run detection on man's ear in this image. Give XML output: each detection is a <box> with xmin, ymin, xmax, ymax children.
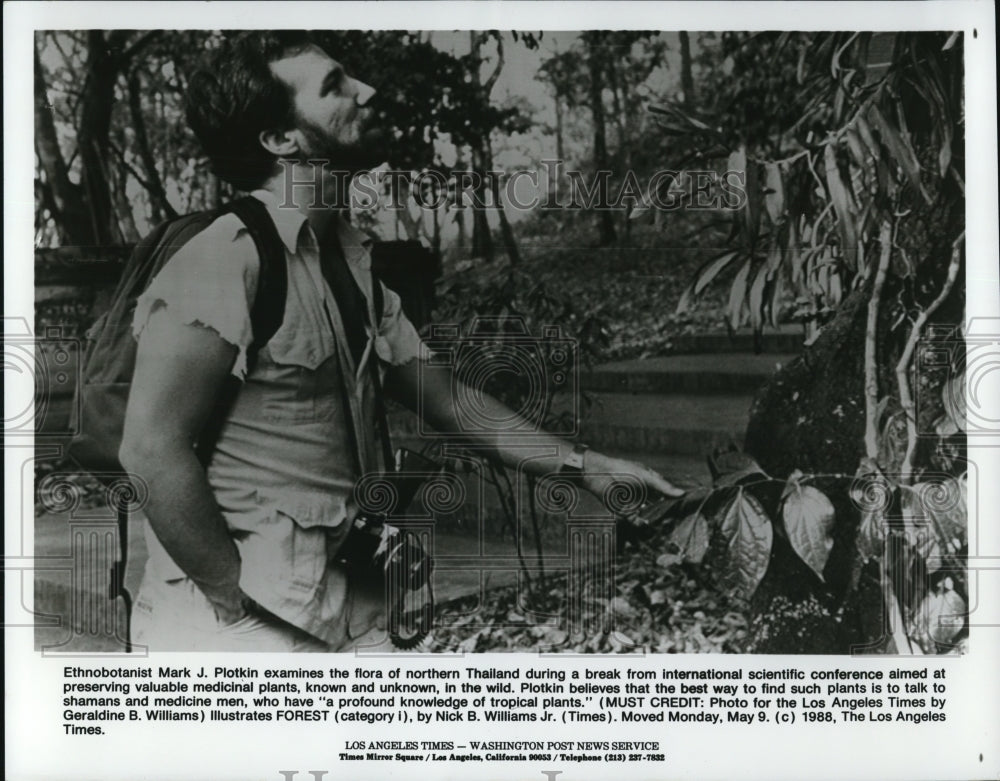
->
<box><xmin>259</xmin><ymin>128</ymin><xmax>300</xmax><ymax>157</ymax></box>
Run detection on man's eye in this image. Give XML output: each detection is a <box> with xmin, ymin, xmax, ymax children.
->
<box><xmin>321</xmin><ymin>73</ymin><xmax>344</xmax><ymax>97</ymax></box>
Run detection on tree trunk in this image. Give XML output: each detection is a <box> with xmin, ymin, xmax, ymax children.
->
<box><xmin>553</xmin><ymin>89</ymin><xmax>565</xmax><ymax>163</ymax></box>
<box><xmin>679</xmin><ymin>31</ymin><xmax>696</xmax><ymax>106</ymax></box>
<box><xmin>606</xmin><ymin>56</ymin><xmax>629</xmax><ymax>165</ymax></box>
<box><xmin>127</xmin><ymin>71</ymin><xmax>178</xmax><ymax>223</ymax></box>
<box><xmin>33</xmin><ymin>41</ymin><xmax>92</xmax><ymax>247</ymax></box>
<box><xmin>478</xmin><ymin>140</ymin><xmax>521</xmax><ymax>266</ymax></box>
<box><xmin>76</xmin><ymin>31</ymin><xmax>121</xmax><ymax>247</ymax></box>
<box><xmin>606</xmin><ymin>57</ymin><xmax>633</xmax><ymax>240</ymax></box>
<box><xmin>470</xmin><ymin>143</ymin><xmax>495</xmax><ymax>262</ymax></box>
<box><xmin>496</xmin><ymin>207</ymin><xmax>521</xmax><ymax>266</ymax></box>
<box><xmin>586</xmin><ymin>35</ymin><xmax>617</xmax><ymax>246</ymax></box>
<box><xmin>466</xmin><ymin>32</ymin><xmax>503</xmax><ymax>263</ymax></box>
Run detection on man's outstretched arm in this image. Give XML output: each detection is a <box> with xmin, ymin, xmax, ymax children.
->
<box><xmin>385</xmin><ymin>358</ymin><xmax>684</xmax><ymax>502</ymax></box>
<box><xmin>119</xmin><ymin>310</ymin><xmax>247</xmax><ymax>625</ymax></box>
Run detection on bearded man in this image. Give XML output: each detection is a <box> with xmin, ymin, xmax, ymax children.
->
<box><xmin>119</xmin><ymin>31</ymin><xmax>683</xmax><ymax>652</ymax></box>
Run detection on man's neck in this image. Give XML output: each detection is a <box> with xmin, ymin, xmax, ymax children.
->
<box><xmin>262</xmin><ymin>161</ymin><xmax>351</xmax><ymax>237</ymax></box>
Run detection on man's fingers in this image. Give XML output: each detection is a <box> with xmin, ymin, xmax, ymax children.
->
<box><xmin>645</xmin><ymin>469</ymin><xmax>686</xmax><ymax>498</ymax></box>
<box><xmin>595</xmin><ymin>454</ymin><xmax>686</xmax><ymax>502</ymax></box>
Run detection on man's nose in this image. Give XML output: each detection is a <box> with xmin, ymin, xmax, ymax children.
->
<box><xmin>352</xmin><ymin>79</ymin><xmax>376</xmax><ymax>107</ymax></box>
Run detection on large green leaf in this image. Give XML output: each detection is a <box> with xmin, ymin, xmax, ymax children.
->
<box><xmin>764</xmin><ymin>162</ymin><xmax>785</xmax><ymax>224</ymax></box>
<box><xmin>676</xmin><ymin>238</ymin><xmax>741</xmax><ymax>316</ymax></box>
<box><xmin>696</xmin><ymin>250</ymin><xmax>740</xmax><ymax>295</ymax></box>
<box><xmin>728</xmin><ymin>146</ymin><xmax>760</xmax><ymax>243</ymax></box>
<box><xmin>851</xmin><ymin>463</ymin><xmax>891</xmax><ymax>564</ymax></box>
<box><xmin>745</xmin><ymin>158</ymin><xmax>762</xmax><ymax>243</ymax></box>
<box><xmin>719</xmin><ymin>489</ymin><xmax>773</xmax><ymax>598</ymax></box>
<box><xmin>781</xmin><ymin>477</ymin><xmax>836</xmax><ymax>580</ymax></box>
<box><xmin>669</xmin><ymin>512</ymin><xmax>710</xmax><ymax>564</ymax></box>
<box><xmin>856</xmin><ymin>507</ymin><xmax>887</xmax><ymax>563</ymax></box>
<box><xmin>868</xmin><ymin>104</ymin><xmax>930</xmax><ymax>202</ymax></box>
<box><xmin>727</xmin><ymin>258</ymin><xmax>753</xmax><ymax>330</ymax></box>
<box><xmin>767</xmin><ymin>265</ymin><xmax>785</xmax><ymax>328</ymax></box>
<box><xmin>903</xmin><ymin>476</ymin><xmax>967</xmax><ymax>558</ymax></box>
<box><xmin>788</xmin><ymin>223</ymin><xmax>807</xmax><ymax>286</ymax></box>
<box><xmin>748</xmin><ymin>262</ymin><xmax>769</xmax><ymax>333</ymax></box>
<box><xmin>845</xmin><ymin>125</ymin><xmax>869</xmax><ymax>168</ymax></box>
<box><xmin>855</xmin><ymin>115</ymin><xmax>880</xmax><ymax>160</ymax></box>
<box><xmin>940</xmin><ymin>368</ymin><xmax>966</xmax><ymax>435</ymax></box>
<box><xmin>824</xmin><ymin>143</ymin><xmax>859</xmax><ymax>270</ymax></box>
<box><xmin>914</xmin><ymin>588</ymin><xmax>966</xmax><ymax>647</ymax></box>
<box><xmin>727</xmin><ymin>147</ymin><xmax>747</xmax><ymax>193</ymax></box>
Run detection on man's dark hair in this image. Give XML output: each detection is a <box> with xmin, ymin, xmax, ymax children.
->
<box><xmin>185</xmin><ymin>31</ymin><xmax>314</xmax><ymax>191</ymax></box>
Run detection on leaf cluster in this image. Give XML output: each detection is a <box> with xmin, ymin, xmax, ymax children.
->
<box><xmin>661</xmin><ymin>32</ymin><xmax>964</xmax><ymax>332</ymax></box>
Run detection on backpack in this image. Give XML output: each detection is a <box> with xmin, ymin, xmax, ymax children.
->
<box><xmin>67</xmin><ymin>197</ymin><xmax>288</xmax><ymax>475</ymax></box>
<box><xmin>66</xmin><ymin>197</ymin><xmax>286</xmax><ymax>652</ymax></box>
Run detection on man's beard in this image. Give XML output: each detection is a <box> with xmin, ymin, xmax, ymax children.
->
<box><xmin>295</xmin><ymin>117</ymin><xmax>388</xmax><ymax>175</ymax></box>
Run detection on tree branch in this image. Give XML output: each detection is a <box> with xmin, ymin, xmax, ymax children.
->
<box><xmin>120</xmin><ymin>30</ymin><xmax>162</xmax><ymax>63</ymax></box>
<box><xmin>127</xmin><ymin>70</ymin><xmax>179</xmax><ymax>220</ymax></box>
<box><xmin>895</xmin><ymin>234</ymin><xmax>963</xmax><ymax>483</ymax></box>
<box><xmin>107</xmin><ymin>136</ymin><xmax>157</xmax><ymax>194</ymax></box>
<box><xmin>483</xmin><ymin>33</ymin><xmax>505</xmax><ymax>96</ymax></box>
<box><xmin>864</xmin><ymin>220</ymin><xmax>893</xmax><ymax>460</ymax></box>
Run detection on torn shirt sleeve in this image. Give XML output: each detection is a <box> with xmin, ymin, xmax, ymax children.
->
<box><xmin>132</xmin><ymin>215</ymin><xmax>261</xmax><ymax>380</ymax></box>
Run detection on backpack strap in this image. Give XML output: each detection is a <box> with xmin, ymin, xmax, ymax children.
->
<box><xmin>195</xmin><ymin>197</ymin><xmax>287</xmax><ymax>466</ymax></box>
<box><xmin>228</xmin><ymin>197</ymin><xmax>288</xmax><ymax>370</ymax></box>
<box><xmin>368</xmin><ymin>270</ymin><xmax>395</xmax><ymax>471</ymax></box>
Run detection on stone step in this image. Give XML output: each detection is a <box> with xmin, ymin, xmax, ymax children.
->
<box><xmin>571</xmin><ymin>392</ymin><xmax>752</xmax><ymax>456</ymax></box>
<box><xmin>582</xmin><ymin>353</ymin><xmax>796</xmax><ymax>395</ymax></box>
<box><xmin>670</xmin><ymin>325</ymin><xmax>805</xmax><ymax>355</ymax></box>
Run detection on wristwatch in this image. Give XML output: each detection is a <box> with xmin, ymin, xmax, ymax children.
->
<box><xmin>559</xmin><ymin>443</ymin><xmax>589</xmax><ymax>476</ymax></box>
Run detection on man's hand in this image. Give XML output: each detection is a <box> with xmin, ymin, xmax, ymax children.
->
<box><xmin>580</xmin><ymin>450</ymin><xmax>685</xmax><ymax>513</ymax></box>
<box><xmin>212</xmin><ymin>591</ymin><xmax>254</xmax><ymax>627</ymax></box>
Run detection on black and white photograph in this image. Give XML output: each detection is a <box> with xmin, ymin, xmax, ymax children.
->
<box><xmin>6</xmin><ymin>2</ymin><xmax>999</xmax><ymax>780</ymax></box>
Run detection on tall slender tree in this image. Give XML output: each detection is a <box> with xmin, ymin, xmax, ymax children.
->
<box><xmin>583</xmin><ymin>32</ymin><xmax>617</xmax><ymax>246</ymax></box>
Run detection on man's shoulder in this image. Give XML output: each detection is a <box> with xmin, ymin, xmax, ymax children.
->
<box><xmin>175</xmin><ymin>210</ymin><xmax>256</xmax><ymax>249</ymax></box>
<box><xmin>164</xmin><ymin>210</ymin><xmax>262</xmax><ymax>276</ymax></box>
